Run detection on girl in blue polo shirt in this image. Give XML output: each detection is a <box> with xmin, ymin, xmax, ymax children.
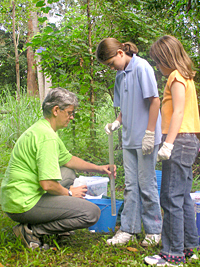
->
<box><xmin>96</xmin><ymin>38</ymin><xmax>162</xmax><ymax>246</ymax></box>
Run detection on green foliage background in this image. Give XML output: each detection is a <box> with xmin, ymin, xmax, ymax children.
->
<box><xmin>0</xmin><ymin>0</ymin><xmax>200</xmax><ymax>266</ymax></box>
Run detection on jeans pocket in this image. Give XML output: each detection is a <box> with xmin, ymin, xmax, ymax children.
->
<box><xmin>181</xmin><ymin>145</ymin><xmax>197</xmax><ymax>167</ymax></box>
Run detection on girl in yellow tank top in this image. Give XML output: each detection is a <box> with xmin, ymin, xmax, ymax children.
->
<box><xmin>144</xmin><ymin>36</ymin><xmax>200</xmax><ymax>266</ymax></box>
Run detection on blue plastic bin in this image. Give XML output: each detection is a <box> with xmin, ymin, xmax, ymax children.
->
<box><xmin>87</xmin><ymin>170</ymin><xmax>162</xmax><ymax>232</ymax></box>
<box><xmin>196</xmin><ymin>203</ymin><xmax>200</xmax><ymax>244</ymax></box>
<box><xmin>156</xmin><ymin>170</ymin><xmax>162</xmax><ymax>196</ymax></box>
<box><xmin>87</xmin><ymin>199</ymin><xmax>123</xmax><ymax>233</ymax></box>
<box><xmin>195</xmin><ymin>191</ymin><xmax>200</xmax><ymax>244</ymax></box>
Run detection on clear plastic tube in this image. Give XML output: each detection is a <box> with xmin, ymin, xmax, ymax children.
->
<box><xmin>108</xmin><ymin>123</ymin><xmax>116</xmax><ymax>216</ymax></box>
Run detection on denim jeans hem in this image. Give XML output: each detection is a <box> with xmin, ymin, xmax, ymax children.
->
<box><xmin>146</xmin><ymin>232</ymin><xmax>161</xmax><ymax>234</ymax></box>
<box><xmin>160</xmin><ymin>250</ymin><xmax>185</xmax><ymax>257</ymax></box>
<box><xmin>120</xmin><ymin>227</ymin><xmax>137</xmax><ymax>234</ymax></box>
<box><xmin>184</xmin><ymin>246</ymin><xmax>199</xmax><ymax>250</ymax></box>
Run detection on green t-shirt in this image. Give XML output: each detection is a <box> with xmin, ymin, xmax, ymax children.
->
<box><xmin>1</xmin><ymin>119</ymin><xmax>72</xmax><ymax>213</ymax></box>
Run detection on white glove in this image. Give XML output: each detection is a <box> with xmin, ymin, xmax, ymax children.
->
<box><xmin>157</xmin><ymin>142</ymin><xmax>174</xmax><ymax>161</ymax></box>
<box><xmin>142</xmin><ymin>130</ymin><xmax>155</xmax><ymax>155</ymax></box>
<box><xmin>105</xmin><ymin>120</ymin><xmax>121</xmax><ymax>135</ymax></box>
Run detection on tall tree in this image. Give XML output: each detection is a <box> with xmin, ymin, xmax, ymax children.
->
<box><xmin>0</xmin><ymin>0</ymin><xmax>32</xmax><ymax>97</ymax></box>
<box><xmin>12</xmin><ymin>0</ymin><xmax>20</xmax><ymax>99</ymax></box>
<box><xmin>27</xmin><ymin>11</ymin><xmax>38</xmax><ymax>96</ymax></box>
<box><xmin>87</xmin><ymin>0</ymin><xmax>95</xmax><ymax>139</ymax></box>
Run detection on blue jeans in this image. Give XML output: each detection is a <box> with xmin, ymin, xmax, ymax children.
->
<box><xmin>161</xmin><ymin>134</ymin><xmax>200</xmax><ymax>257</ymax></box>
<box><xmin>120</xmin><ymin>145</ymin><xmax>162</xmax><ymax>234</ymax></box>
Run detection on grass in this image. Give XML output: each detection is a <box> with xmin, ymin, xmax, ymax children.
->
<box><xmin>0</xmin><ymin>208</ymin><xmax>200</xmax><ymax>267</ymax></box>
<box><xmin>1</xmin><ymin>159</ymin><xmax>200</xmax><ymax>267</ymax></box>
<box><xmin>1</xmin><ymin>165</ymin><xmax>200</xmax><ymax>267</ymax></box>
<box><xmin>0</xmin><ymin>149</ymin><xmax>200</xmax><ymax>266</ymax></box>
<box><xmin>1</xmin><ymin>178</ymin><xmax>200</xmax><ymax>266</ymax></box>
<box><xmin>0</xmin><ymin>219</ymin><xmax>154</xmax><ymax>266</ymax></box>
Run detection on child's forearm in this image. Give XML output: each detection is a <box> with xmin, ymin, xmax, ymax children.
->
<box><xmin>116</xmin><ymin>112</ymin><xmax>122</xmax><ymax>124</ymax></box>
<box><xmin>147</xmin><ymin>97</ymin><xmax>160</xmax><ymax>131</ymax></box>
<box><xmin>165</xmin><ymin>112</ymin><xmax>184</xmax><ymax>144</ymax></box>
<box><xmin>165</xmin><ymin>81</ymin><xmax>185</xmax><ymax>144</ymax></box>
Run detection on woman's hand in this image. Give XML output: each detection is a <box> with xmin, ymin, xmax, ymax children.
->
<box><xmin>70</xmin><ymin>185</ymin><xmax>88</xmax><ymax>198</ymax></box>
<box><xmin>97</xmin><ymin>164</ymin><xmax>117</xmax><ymax>179</ymax></box>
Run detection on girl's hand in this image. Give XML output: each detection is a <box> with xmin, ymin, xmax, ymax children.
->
<box><xmin>69</xmin><ymin>185</ymin><xmax>88</xmax><ymax>198</ymax></box>
<box><xmin>105</xmin><ymin>120</ymin><xmax>121</xmax><ymax>135</ymax></box>
<box><xmin>142</xmin><ymin>130</ymin><xmax>155</xmax><ymax>155</ymax></box>
<box><xmin>157</xmin><ymin>142</ymin><xmax>174</xmax><ymax>161</ymax></box>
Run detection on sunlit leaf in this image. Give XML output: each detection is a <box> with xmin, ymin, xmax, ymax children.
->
<box><xmin>41</xmin><ymin>7</ymin><xmax>52</xmax><ymax>13</ymax></box>
<box><xmin>43</xmin><ymin>26</ymin><xmax>54</xmax><ymax>33</ymax></box>
<box><xmin>38</xmin><ymin>17</ymin><xmax>48</xmax><ymax>23</ymax></box>
<box><xmin>35</xmin><ymin>1</ymin><xmax>45</xmax><ymax>7</ymax></box>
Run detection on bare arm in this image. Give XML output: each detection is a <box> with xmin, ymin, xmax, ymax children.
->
<box><xmin>146</xmin><ymin>97</ymin><xmax>160</xmax><ymax>131</ymax></box>
<box><xmin>39</xmin><ymin>180</ymin><xmax>69</xmax><ymax>195</ymax></box>
<box><xmin>165</xmin><ymin>81</ymin><xmax>185</xmax><ymax>144</ymax></box>
<box><xmin>39</xmin><ymin>180</ymin><xmax>87</xmax><ymax>198</ymax></box>
<box><xmin>65</xmin><ymin>156</ymin><xmax>116</xmax><ymax>178</ymax></box>
<box><xmin>116</xmin><ymin>112</ymin><xmax>122</xmax><ymax>125</ymax></box>
<box><xmin>39</xmin><ymin>156</ymin><xmax>117</xmax><ymax>198</ymax></box>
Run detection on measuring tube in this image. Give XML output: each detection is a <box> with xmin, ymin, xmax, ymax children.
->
<box><xmin>108</xmin><ymin>123</ymin><xmax>116</xmax><ymax>216</ymax></box>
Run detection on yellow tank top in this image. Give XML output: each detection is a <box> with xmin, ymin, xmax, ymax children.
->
<box><xmin>161</xmin><ymin>70</ymin><xmax>200</xmax><ymax>134</ymax></box>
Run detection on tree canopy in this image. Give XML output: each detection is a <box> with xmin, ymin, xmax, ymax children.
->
<box><xmin>0</xmin><ymin>0</ymin><xmax>199</xmax><ymax>103</ymax></box>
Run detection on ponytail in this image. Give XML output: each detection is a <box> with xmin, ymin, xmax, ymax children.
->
<box><xmin>123</xmin><ymin>42</ymin><xmax>138</xmax><ymax>57</ymax></box>
<box><xmin>96</xmin><ymin>38</ymin><xmax>138</xmax><ymax>63</ymax></box>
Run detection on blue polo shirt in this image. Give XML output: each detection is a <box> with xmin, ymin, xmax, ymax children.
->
<box><xmin>114</xmin><ymin>55</ymin><xmax>162</xmax><ymax>149</ymax></box>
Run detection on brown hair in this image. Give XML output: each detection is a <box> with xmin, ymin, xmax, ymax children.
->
<box><xmin>96</xmin><ymin>38</ymin><xmax>138</xmax><ymax>63</ymax></box>
<box><xmin>150</xmin><ymin>35</ymin><xmax>195</xmax><ymax>79</ymax></box>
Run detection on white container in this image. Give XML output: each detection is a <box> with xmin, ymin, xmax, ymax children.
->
<box><xmin>73</xmin><ymin>176</ymin><xmax>87</xmax><ymax>187</ymax></box>
<box><xmin>73</xmin><ymin>176</ymin><xmax>109</xmax><ymax>196</ymax></box>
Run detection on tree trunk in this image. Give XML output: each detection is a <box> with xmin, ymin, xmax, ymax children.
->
<box><xmin>31</xmin><ymin>13</ymin><xmax>45</xmax><ymax>102</ymax></box>
<box><xmin>27</xmin><ymin>14</ymin><xmax>38</xmax><ymax>96</ymax></box>
<box><xmin>12</xmin><ymin>0</ymin><xmax>20</xmax><ymax>100</ymax></box>
<box><xmin>32</xmin><ymin>8</ymin><xmax>52</xmax><ymax>103</ymax></box>
<box><xmin>44</xmin><ymin>75</ymin><xmax>52</xmax><ymax>97</ymax></box>
<box><xmin>43</xmin><ymin>0</ymin><xmax>52</xmax><ymax>99</ymax></box>
<box><xmin>87</xmin><ymin>0</ymin><xmax>95</xmax><ymax>139</ymax></box>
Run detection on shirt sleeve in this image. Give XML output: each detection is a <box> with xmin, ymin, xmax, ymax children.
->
<box><xmin>58</xmin><ymin>138</ymin><xmax>73</xmax><ymax>166</ymax></box>
<box><xmin>36</xmin><ymin>138</ymin><xmax>72</xmax><ymax>181</ymax></box>
<box><xmin>113</xmin><ymin>71</ymin><xmax>122</xmax><ymax>107</ymax></box>
<box><xmin>167</xmin><ymin>70</ymin><xmax>186</xmax><ymax>90</ymax></box>
<box><xmin>137</xmin><ymin>62</ymin><xmax>159</xmax><ymax>99</ymax></box>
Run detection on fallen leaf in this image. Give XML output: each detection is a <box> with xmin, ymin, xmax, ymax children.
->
<box><xmin>126</xmin><ymin>247</ymin><xmax>138</xmax><ymax>252</ymax></box>
<box><xmin>50</xmin><ymin>247</ymin><xmax>57</xmax><ymax>251</ymax></box>
<box><xmin>0</xmin><ymin>263</ymin><xmax>4</xmax><ymax>267</ymax></box>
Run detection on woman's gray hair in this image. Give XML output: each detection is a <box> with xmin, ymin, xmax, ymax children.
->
<box><xmin>42</xmin><ymin>87</ymin><xmax>78</xmax><ymax>118</ymax></box>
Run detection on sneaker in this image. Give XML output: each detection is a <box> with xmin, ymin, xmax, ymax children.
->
<box><xmin>141</xmin><ymin>234</ymin><xmax>161</xmax><ymax>246</ymax></box>
<box><xmin>58</xmin><ymin>230</ymin><xmax>75</xmax><ymax>237</ymax></box>
<box><xmin>144</xmin><ymin>255</ymin><xmax>183</xmax><ymax>266</ymax></box>
<box><xmin>106</xmin><ymin>229</ymin><xmax>134</xmax><ymax>245</ymax></box>
<box><xmin>190</xmin><ymin>254</ymin><xmax>199</xmax><ymax>260</ymax></box>
<box><xmin>57</xmin><ymin>231</ymin><xmax>75</xmax><ymax>243</ymax></box>
<box><xmin>13</xmin><ymin>224</ymin><xmax>42</xmax><ymax>249</ymax></box>
<box><xmin>184</xmin><ymin>248</ymin><xmax>199</xmax><ymax>261</ymax></box>
<box><xmin>187</xmin><ymin>253</ymin><xmax>199</xmax><ymax>262</ymax></box>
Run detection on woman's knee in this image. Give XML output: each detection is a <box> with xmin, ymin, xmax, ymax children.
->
<box><xmin>60</xmin><ymin>166</ymin><xmax>76</xmax><ymax>187</ymax></box>
<box><xmin>87</xmin><ymin>203</ymin><xmax>101</xmax><ymax>225</ymax></box>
